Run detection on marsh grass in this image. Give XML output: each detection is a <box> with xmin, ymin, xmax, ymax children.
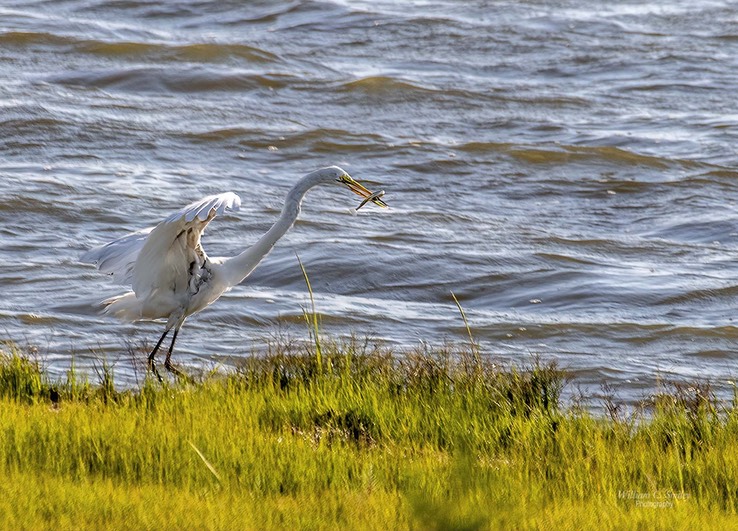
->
<box><xmin>1</xmin><ymin>338</ymin><xmax>738</xmax><ymax>529</ymax></box>
<box><xmin>297</xmin><ymin>254</ymin><xmax>323</xmax><ymax>373</ymax></box>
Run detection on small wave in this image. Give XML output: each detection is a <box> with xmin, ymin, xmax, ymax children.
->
<box><xmin>656</xmin><ymin>285</ymin><xmax>738</xmax><ymax>306</ymax></box>
<box><xmin>0</xmin><ymin>116</ymin><xmax>67</xmax><ymax>141</ymax></box>
<box><xmin>693</xmin><ymin>349</ymin><xmax>734</xmax><ymax>359</ymax></box>
<box><xmin>540</xmin><ymin>235</ymin><xmax>687</xmax><ymax>262</ymax></box>
<box><xmin>338</xmin><ymin>75</ymin><xmax>442</xmax><ymax>95</ymax></box>
<box><xmin>534</xmin><ymin>252</ymin><xmax>600</xmax><ymax>267</ymax></box>
<box><xmin>44</xmin><ymin>67</ymin><xmax>292</xmax><ymax>93</ymax></box>
<box><xmin>81</xmin><ymin>41</ymin><xmax>279</xmax><ymax>64</ymax></box>
<box><xmin>17</xmin><ymin>313</ymin><xmax>61</xmax><ymax>326</ymax></box>
<box><xmin>703</xmin><ymin>169</ymin><xmax>738</xmax><ymax>179</ymax></box>
<box><xmin>180</xmin><ymin>129</ymin><xmax>396</xmax><ymax>158</ymax></box>
<box><xmin>0</xmin><ymin>31</ymin><xmax>279</xmax><ymax>63</ymax></box>
<box><xmin>646</xmin><ymin>218</ymin><xmax>736</xmax><ymax>244</ymax></box>
<box><xmin>663</xmin><ymin>325</ymin><xmax>738</xmax><ymax>340</ymax></box>
<box><xmin>458</xmin><ymin>142</ymin><xmax>690</xmax><ymax>169</ymax></box>
<box><xmin>620</xmin><ymin>81</ymin><xmax>718</xmax><ymax>93</ymax></box>
<box><xmin>0</xmin><ymin>30</ymin><xmax>70</xmax><ymax>46</ymax></box>
<box><xmin>510</xmin><ymin>145</ymin><xmax>675</xmax><ymax>168</ymax></box>
<box><xmin>291</xmin><ymin>130</ymin><xmax>389</xmax><ymax>153</ymax></box>
<box><xmin>0</xmin><ymin>195</ymin><xmax>71</xmax><ymax>217</ymax></box>
<box><xmin>182</xmin><ymin>127</ymin><xmax>391</xmax><ymax>155</ymax></box>
<box><xmin>457</xmin><ymin>141</ymin><xmax>514</xmax><ymax>154</ymax></box>
<box><xmin>183</xmin><ymin>127</ymin><xmax>254</xmax><ymax>143</ymax></box>
<box><xmin>478</xmin><ymin>320</ymin><xmax>738</xmax><ymax>345</ymax></box>
<box><xmin>338</xmin><ymin>75</ymin><xmax>522</xmax><ymax>104</ymax></box>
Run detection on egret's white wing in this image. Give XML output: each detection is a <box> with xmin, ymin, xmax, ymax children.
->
<box><xmin>80</xmin><ymin>227</ymin><xmax>154</xmax><ymax>285</ymax></box>
<box><xmin>165</xmin><ymin>192</ymin><xmax>241</xmax><ymax>224</ymax></box>
<box><xmin>131</xmin><ymin>192</ymin><xmax>241</xmax><ymax>300</ymax></box>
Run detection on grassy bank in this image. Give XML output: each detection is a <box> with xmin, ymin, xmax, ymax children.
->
<box><xmin>1</xmin><ymin>340</ymin><xmax>738</xmax><ymax>530</ymax></box>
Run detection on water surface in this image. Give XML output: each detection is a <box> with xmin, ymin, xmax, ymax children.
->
<box><xmin>2</xmin><ymin>0</ymin><xmax>738</xmax><ymax>402</ymax></box>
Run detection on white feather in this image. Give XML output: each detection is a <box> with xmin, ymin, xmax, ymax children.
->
<box><xmin>131</xmin><ymin>193</ymin><xmax>241</xmax><ymax>300</ymax></box>
<box><xmin>80</xmin><ymin>227</ymin><xmax>154</xmax><ymax>285</ymax></box>
<box><xmin>81</xmin><ymin>192</ymin><xmax>241</xmax><ymax>296</ymax></box>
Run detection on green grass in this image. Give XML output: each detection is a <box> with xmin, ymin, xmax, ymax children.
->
<box><xmin>1</xmin><ymin>339</ymin><xmax>738</xmax><ymax>530</ymax></box>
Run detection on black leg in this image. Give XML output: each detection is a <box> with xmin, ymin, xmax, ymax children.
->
<box><xmin>148</xmin><ymin>329</ymin><xmax>169</xmax><ymax>382</ymax></box>
<box><xmin>164</xmin><ymin>328</ymin><xmax>180</xmax><ymax>373</ymax></box>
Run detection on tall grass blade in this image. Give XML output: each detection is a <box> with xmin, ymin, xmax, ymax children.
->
<box><xmin>188</xmin><ymin>441</ymin><xmax>222</xmax><ymax>484</ymax></box>
<box><xmin>451</xmin><ymin>291</ymin><xmax>480</xmax><ymax>367</ymax></box>
<box><xmin>296</xmin><ymin>253</ymin><xmax>322</xmax><ymax>373</ymax></box>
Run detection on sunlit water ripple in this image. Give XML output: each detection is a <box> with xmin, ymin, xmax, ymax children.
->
<box><xmin>2</xmin><ymin>0</ymin><xmax>738</xmax><ymax>404</ymax></box>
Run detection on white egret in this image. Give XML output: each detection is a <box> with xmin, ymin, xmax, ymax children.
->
<box><xmin>81</xmin><ymin>166</ymin><xmax>387</xmax><ymax>379</ymax></box>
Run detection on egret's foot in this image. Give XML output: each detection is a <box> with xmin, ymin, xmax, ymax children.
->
<box><xmin>164</xmin><ymin>359</ymin><xmax>193</xmax><ymax>383</ymax></box>
<box><xmin>164</xmin><ymin>357</ymin><xmax>182</xmax><ymax>374</ymax></box>
<box><xmin>148</xmin><ymin>358</ymin><xmax>164</xmax><ymax>383</ymax></box>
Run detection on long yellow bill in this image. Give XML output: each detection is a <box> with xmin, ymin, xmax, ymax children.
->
<box><xmin>346</xmin><ymin>179</ymin><xmax>388</xmax><ymax>209</ymax></box>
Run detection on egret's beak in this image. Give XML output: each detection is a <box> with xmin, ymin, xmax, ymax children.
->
<box><xmin>344</xmin><ymin>178</ymin><xmax>388</xmax><ymax>208</ymax></box>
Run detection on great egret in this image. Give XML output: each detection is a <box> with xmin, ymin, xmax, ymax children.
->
<box><xmin>81</xmin><ymin>166</ymin><xmax>387</xmax><ymax>379</ymax></box>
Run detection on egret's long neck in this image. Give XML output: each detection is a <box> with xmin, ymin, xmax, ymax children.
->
<box><xmin>222</xmin><ymin>173</ymin><xmax>325</xmax><ymax>286</ymax></box>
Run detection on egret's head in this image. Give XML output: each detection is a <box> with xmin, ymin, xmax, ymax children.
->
<box><xmin>330</xmin><ymin>166</ymin><xmax>388</xmax><ymax>209</ymax></box>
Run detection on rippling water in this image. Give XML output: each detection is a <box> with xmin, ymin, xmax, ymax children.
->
<box><xmin>2</xmin><ymin>0</ymin><xmax>738</xmax><ymax>401</ymax></box>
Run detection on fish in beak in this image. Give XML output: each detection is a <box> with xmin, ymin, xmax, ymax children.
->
<box><xmin>356</xmin><ymin>190</ymin><xmax>386</xmax><ymax>211</ymax></box>
<box><xmin>341</xmin><ymin>176</ymin><xmax>388</xmax><ymax>209</ymax></box>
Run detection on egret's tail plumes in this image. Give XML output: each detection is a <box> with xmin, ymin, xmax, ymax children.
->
<box><xmin>101</xmin><ymin>292</ymin><xmax>142</xmax><ymax>322</ymax></box>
